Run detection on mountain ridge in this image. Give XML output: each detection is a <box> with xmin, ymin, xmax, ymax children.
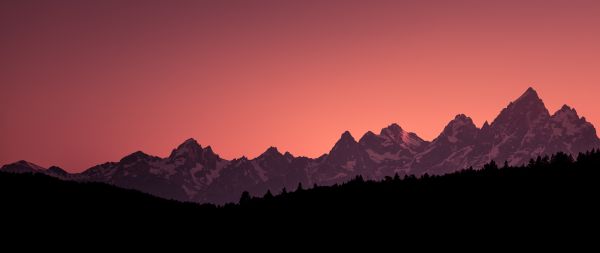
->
<box><xmin>3</xmin><ymin>87</ymin><xmax>599</xmax><ymax>204</ymax></box>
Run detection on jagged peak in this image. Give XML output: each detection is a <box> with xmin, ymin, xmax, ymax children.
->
<box><xmin>359</xmin><ymin>131</ymin><xmax>377</xmax><ymax>142</ymax></box>
<box><xmin>178</xmin><ymin>138</ymin><xmax>202</xmax><ymax>149</ymax></box>
<box><xmin>560</xmin><ymin>104</ymin><xmax>572</xmax><ymax>111</ymax></box>
<box><xmin>431</xmin><ymin>114</ymin><xmax>479</xmax><ymax>144</ymax></box>
<box><xmin>442</xmin><ymin>114</ymin><xmax>477</xmax><ymax>133</ymax></box>
<box><xmin>203</xmin><ymin>145</ymin><xmax>221</xmax><ymax>159</ymax></box>
<box><xmin>232</xmin><ymin>156</ymin><xmax>249</xmax><ymax>162</ymax></box>
<box><xmin>514</xmin><ymin>87</ymin><xmax>547</xmax><ymax>108</ymax></box>
<box><xmin>340</xmin><ymin>131</ymin><xmax>355</xmax><ymax>140</ymax></box>
<box><xmin>266</xmin><ymin>146</ymin><xmax>279</xmax><ymax>152</ymax></box>
<box><xmin>452</xmin><ymin>114</ymin><xmax>474</xmax><ymax>124</ymax></box>
<box><xmin>183</xmin><ymin>137</ymin><xmax>197</xmax><ymax>143</ymax></box>
<box><xmin>558</xmin><ymin>104</ymin><xmax>578</xmax><ymax>115</ymax></box>
<box><xmin>517</xmin><ymin>87</ymin><xmax>540</xmax><ymax>101</ymax></box>
<box><xmin>359</xmin><ymin>131</ymin><xmax>384</xmax><ymax>147</ymax></box>
<box><xmin>510</xmin><ymin>87</ymin><xmax>546</xmax><ymax>110</ymax></box>
<box><xmin>260</xmin><ymin>146</ymin><xmax>282</xmax><ymax>157</ymax></box>
<box><xmin>378</xmin><ymin>123</ymin><xmax>426</xmax><ymax>147</ymax></box>
<box><xmin>553</xmin><ymin>104</ymin><xmax>580</xmax><ymax>120</ymax></box>
<box><xmin>380</xmin><ymin>123</ymin><xmax>403</xmax><ymax>135</ymax></box>
<box><xmin>491</xmin><ymin>87</ymin><xmax>550</xmax><ymax>127</ymax></box>
<box><xmin>379</xmin><ymin>123</ymin><xmax>405</xmax><ymax>139</ymax></box>
<box><xmin>169</xmin><ymin>138</ymin><xmax>204</xmax><ymax>159</ymax></box>
<box><xmin>333</xmin><ymin>131</ymin><xmax>357</xmax><ymax>145</ymax></box>
<box><xmin>329</xmin><ymin>131</ymin><xmax>359</xmax><ymax>154</ymax></box>
<box><xmin>526</xmin><ymin>86</ymin><xmax>537</xmax><ymax>94</ymax></box>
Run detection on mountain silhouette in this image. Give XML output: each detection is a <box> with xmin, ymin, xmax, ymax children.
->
<box><xmin>2</xmin><ymin>87</ymin><xmax>599</xmax><ymax>204</ymax></box>
<box><xmin>3</xmin><ymin>149</ymin><xmax>599</xmax><ymax>232</ymax></box>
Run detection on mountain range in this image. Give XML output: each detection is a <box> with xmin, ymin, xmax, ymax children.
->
<box><xmin>3</xmin><ymin>87</ymin><xmax>599</xmax><ymax>204</ymax></box>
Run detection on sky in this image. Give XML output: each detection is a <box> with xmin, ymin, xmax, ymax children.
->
<box><xmin>2</xmin><ymin>0</ymin><xmax>600</xmax><ymax>172</ymax></box>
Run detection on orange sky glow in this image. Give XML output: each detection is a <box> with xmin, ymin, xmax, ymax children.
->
<box><xmin>2</xmin><ymin>0</ymin><xmax>600</xmax><ymax>172</ymax></box>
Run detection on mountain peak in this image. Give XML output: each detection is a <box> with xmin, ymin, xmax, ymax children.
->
<box><xmin>1</xmin><ymin>160</ymin><xmax>46</xmax><ymax>173</ymax></box>
<box><xmin>439</xmin><ymin>114</ymin><xmax>478</xmax><ymax>143</ymax></box>
<box><xmin>452</xmin><ymin>114</ymin><xmax>473</xmax><ymax>124</ymax></box>
<box><xmin>169</xmin><ymin>138</ymin><xmax>203</xmax><ymax>159</ymax></box>
<box><xmin>340</xmin><ymin>131</ymin><xmax>355</xmax><ymax>141</ymax></box>
<box><xmin>521</xmin><ymin>87</ymin><xmax>538</xmax><ymax>97</ymax></box>
<box><xmin>18</xmin><ymin>160</ymin><xmax>45</xmax><ymax>169</ymax></box>
<box><xmin>526</xmin><ymin>86</ymin><xmax>537</xmax><ymax>93</ymax></box>
<box><xmin>491</xmin><ymin>87</ymin><xmax>550</xmax><ymax>128</ymax></box>
<box><xmin>358</xmin><ymin>131</ymin><xmax>382</xmax><ymax>148</ymax></box>
<box><xmin>445</xmin><ymin>114</ymin><xmax>476</xmax><ymax>131</ymax></box>
<box><xmin>379</xmin><ymin>123</ymin><xmax>404</xmax><ymax>138</ymax></box>
<box><xmin>553</xmin><ymin>104</ymin><xmax>580</xmax><ymax>120</ymax></box>
<box><xmin>120</xmin><ymin>151</ymin><xmax>152</xmax><ymax>163</ymax></box>
<box><xmin>15</xmin><ymin>160</ymin><xmax>33</xmax><ymax>166</ymax></box>
<box><xmin>265</xmin><ymin>146</ymin><xmax>281</xmax><ymax>155</ymax></box>
<box><xmin>388</xmin><ymin>123</ymin><xmax>401</xmax><ymax>128</ymax></box>
<box><xmin>329</xmin><ymin>131</ymin><xmax>358</xmax><ymax>153</ymax></box>
<box><xmin>359</xmin><ymin>131</ymin><xmax>377</xmax><ymax>142</ymax></box>
<box><xmin>47</xmin><ymin>166</ymin><xmax>68</xmax><ymax>175</ymax></box>
<box><xmin>381</xmin><ymin>123</ymin><xmax>402</xmax><ymax>134</ymax></box>
<box><xmin>257</xmin><ymin>146</ymin><xmax>283</xmax><ymax>160</ymax></box>
<box><xmin>514</xmin><ymin>87</ymin><xmax>543</xmax><ymax>104</ymax></box>
<box><xmin>327</xmin><ymin>130</ymin><xmax>363</xmax><ymax>165</ymax></box>
<box><xmin>450</xmin><ymin>114</ymin><xmax>476</xmax><ymax>127</ymax></box>
<box><xmin>180</xmin><ymin>138</ymin><xmax>201</xmax><ymax>148</ymax></box>
<box><xmin>558</xmin><ymin>104</ymin><xmax>578</xmax><ymax>115</ymax></box>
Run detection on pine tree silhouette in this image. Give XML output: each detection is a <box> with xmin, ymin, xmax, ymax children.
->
<box><xmin>240</xmin><ymin>191</ymin><xmax>252</xmax><ymax>205</ymax></box>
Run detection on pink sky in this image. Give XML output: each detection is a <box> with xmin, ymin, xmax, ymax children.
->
<box><xmin>2</xmin><ymin>0</ymin><xmax>600</xmax><ymax>172</ymax></box>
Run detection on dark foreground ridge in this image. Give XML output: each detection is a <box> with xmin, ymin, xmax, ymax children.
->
<box><xmin>2</xmin><ymin>149</ymin><xmax>600</xmax><ymax>231</ymax></box>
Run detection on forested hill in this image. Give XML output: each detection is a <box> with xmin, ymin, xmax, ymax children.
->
<box><xmin>2</xmin><ymin>149</ymin><xmax>599</xmax><ymax>229</ymax></box>
<box><xmin>236</xmin><ymin>150</ymin><xmax>600</xmax><ymax>215</ymax></box>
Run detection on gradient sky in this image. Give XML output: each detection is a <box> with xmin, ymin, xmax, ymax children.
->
<box><xmin>2</xmin><ymin>0</ymin><xmax>600</xmax><ymax>172</ymax></box>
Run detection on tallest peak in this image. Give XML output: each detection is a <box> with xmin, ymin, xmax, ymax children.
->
<box><xmin>512</xmin><ymin>87</ymin><xmax>545</xmax><ymax>109</ymax></box>
<box><xmin>491</xmin><ymin>86</ymin><xmax>550</xmax><ymax>127</ymax></box>
<box><xmin>519</xmin><ymin>87</ymin><xmax>539</xmax><ymax>99</ymax></box>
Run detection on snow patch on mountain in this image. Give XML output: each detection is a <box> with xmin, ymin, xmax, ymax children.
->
<box><xmin>365</xmin><ymin>149</ymin><xmax>401</xmax><ymax>163</ymax></box>
<box><xmin>251</xmin><ymin>160</ymin><xmax>268</xmax><ymax>182</ymax></box>
<box><xmin>341</xmin><ymin>160</ymin><xmax>357</xmax><ymax>170</ymax></box>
